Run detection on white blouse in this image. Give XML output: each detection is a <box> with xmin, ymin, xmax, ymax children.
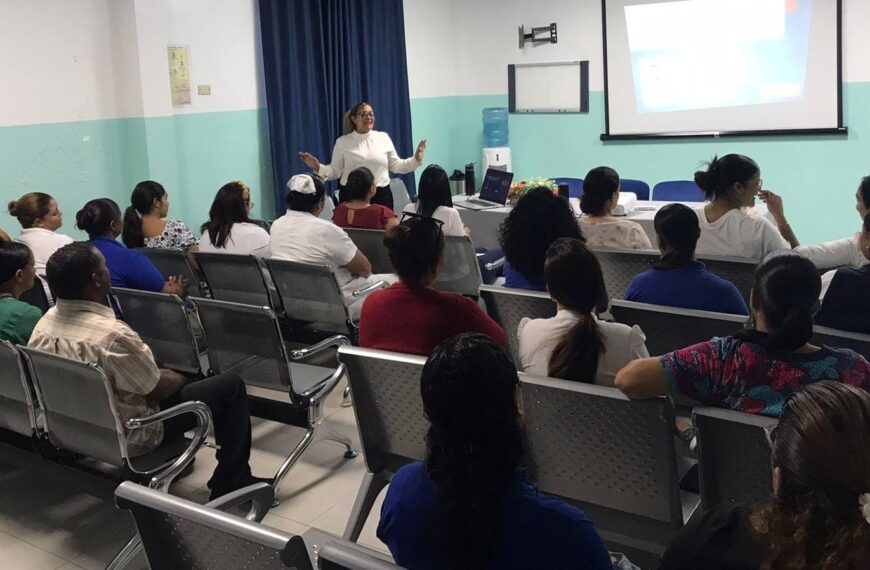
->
<box><xmin>15</xmin><ymin>228</ymin><xmax>74</xmax><ymax>300</ymax></box>
<box><xmin>517</xmin><ymin>310</ymin><xmax>649</xmax><ymax>387</ymax></box>
<box><xmin>318</xmin><ymin>130</ymin><xmax>421</xmax><ymax>187</ymax></box>
<box><xmin>198</xmin><ymin>222</ymin><xmax>271</xmax><ymax>258</ymax></box>
<box><xmin>402</xmin><ymin>203</ymin><xmax>465</xmax><ymax>237</ymax></box>
<box><xmin>797</xmin><ymin>233</ymin><xmax>867</xmax><ymax>270</ymax></box>
<box><xmin>694</xmin><ymin>207</ymin><xmax>790</xmax><ymax>259</ymax></box>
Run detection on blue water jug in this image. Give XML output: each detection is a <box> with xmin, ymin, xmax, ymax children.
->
<box><xmin>482</xmin><ymin>107</ymin><xmax>509</xmax><ymax>148</ymax></box>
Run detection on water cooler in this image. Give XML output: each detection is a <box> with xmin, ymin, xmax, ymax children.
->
<box><xmin>482</xmin><ymin>107</ymin><xmax>511</xmax><ymax>173</ymax></box>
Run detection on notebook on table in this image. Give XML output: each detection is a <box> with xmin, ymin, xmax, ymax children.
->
<box><xmin>456</xmin><ymin>169</ymin><xmax>514</xmax><ymax>210</ymax></box>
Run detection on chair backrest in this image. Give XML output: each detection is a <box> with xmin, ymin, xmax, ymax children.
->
<box><xmin>193</xmin><ymin>252</ymin><xmax>279</xmax><ymax>310</ymax></box>
<box><xmin>337</xmin><ymin>346</ymin><xmax>427</xmax><ymax>475</ymax></box>
<box><xmin>19</xmin><ymin>276</ymin><xmax>51</xmax><ymax>313</ymax></box>
<box><xmin>115</xmin><ymin>481</ymin><xmax>312</xmax><ymax>569</ymax></box>
<box><xmin>345</xmin><ymin>229</ymin><xmax>393</xmax><ymax>275</ymax></box>
<box><xmin>610</xmin><ymin>300</ymin><xmax>747</xmax><ymax>356</ymax></box>
<box><xmin>652</xmin><ymin>180</ymin><xmax>705</xmax><ymax>202</ymax></box>
<box><xmin>266</xmin><ymin>259</ymin><xmax>352</xmax><ymax>331</ymax></box>
<box><xmin>19</xmin><ymin>346</ymin><xmax>127</xmax><ymax>466</ymax></box>
<box><xmin>192</xmin><ymin>298</ymin><xmax>294</xmax><ymax>394</ymax></box>
<box><xmin>700</xmin><ymin>257</ymin><xmax>758</xmax><ymax>303</ymax></box>
<box><xmin>478</xmin><ymin>285</ymin><xmax>556</xmax><ymax>363</ymax></box>
<box><xmin>112</xmin><ymin>288</ymin><xmax>203</xmax><ymax>375</ymax></box>
<box><xmin>434</xmin><ymin>235</ymin><xmax>482</xmax><ymax>297</ymax></box>
<box><xmin>389</xmin><ymin>177</ymin><xmax>411</xmax><ymax>214</ymax></box>
<box><xmin>0</xmin><ymin>341</ymin><xmax>38</xmax><ymax>436</ymax></box>
<box><xmin>520</xmin><ymin>375</ymin><xmax>683</xmax><ymax>547</ymax></box>
<box><xmin>693</xmin><ymin>407</ymin><xmax>777</xmax><ymax>511</ymax></box>
<box><xmin>318</xmin><ymin>539</ymin><xmax>401</xmax><ymax>570</ymax></box>
<box><xmin>553</xmin><ymin>177</ymin><xmax>584</xmax><ymax>198</ymax></box>
<box><xmin>139</xmin><ymin>247</ymin><xmax>205</xmax><ymax>298</ymax></box>
<box><xmin>620</xmin><ymin>178</ymin><xmax>650</xmax><ymax>201</ymax></box>
<box><xmin>813</xmin><ymin>325</ymin><xmax>870</xmax><ymax>359</ymax></box>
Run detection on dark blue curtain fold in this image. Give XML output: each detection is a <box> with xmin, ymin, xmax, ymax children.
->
<box><xmin>258</xmin><ymin>0</ymin><xmax>416</xmax><ymax>215</ymax></box>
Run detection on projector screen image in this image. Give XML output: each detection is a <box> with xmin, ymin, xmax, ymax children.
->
<box><xmin>603</xmin><ymin>0</ymin><xmax>841</xmax><ymax>137</ymax></box>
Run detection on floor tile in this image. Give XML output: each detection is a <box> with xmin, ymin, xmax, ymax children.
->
<box><xmin>0</xmin><ymin>530</ymin><xmax>67</xmax><ymax>570</ymax></box>
<box><xmin>309</xmin><ymin>486</ymin><xmax>390</xmax><ymax>554</ymax></box>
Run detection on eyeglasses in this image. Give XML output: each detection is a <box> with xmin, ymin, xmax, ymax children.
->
<box><xmin>356</xmin><ymin>111</ymin><xmax>374</xmax><ymax>118</ymax></box>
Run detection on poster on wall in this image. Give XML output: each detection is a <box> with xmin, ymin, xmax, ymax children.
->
<box><xmin>167</xmin><ymin>46</ymin><xmax>191</xmax><ymax>106</ymax></box>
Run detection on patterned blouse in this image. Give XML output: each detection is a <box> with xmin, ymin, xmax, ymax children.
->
<box><xmin>143</xmin><ymin>219</ymin><xmax>198</xmax><ymax>250</ymax></box>
<box><xmin>660</xmin><ymin>336</ymin><xmax>870</xmax><ymax>417</ymax></box>
<box><xmin>579</xmin><ymin>218</ymin><xmax>653</xmax><ymax>250</ymax></box>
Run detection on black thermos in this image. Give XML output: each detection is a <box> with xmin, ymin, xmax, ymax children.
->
<box><xmin>464</xmin><ymin>163</ymin><xmax>476</xmax><ymax>196</ymax></box>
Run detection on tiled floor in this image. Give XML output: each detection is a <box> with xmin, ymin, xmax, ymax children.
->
<box><xmin>0</xmin><ymin>377</ymin><xmax>390</xmax><ymax>569</ymax></box>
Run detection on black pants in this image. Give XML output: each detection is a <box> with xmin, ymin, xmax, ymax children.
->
<box><xmin>161</xmin><ymin>372</ymin><xmax>252</xmax><ymax>494</ymax></box>
<box><xmin>338</xmin><ymin>184</ymin><xmax>393</xmax><ymax>210</ymax></box>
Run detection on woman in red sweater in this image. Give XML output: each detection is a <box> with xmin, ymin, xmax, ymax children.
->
<box><xmin>359</xmin><ymin>215</ymin><xmax>506</xmax><ymax>355</ymax></box>
<box><xmin>332</xmin><ymin>167</ymin><xmax>399</xmax><ymax>230</ymax></box>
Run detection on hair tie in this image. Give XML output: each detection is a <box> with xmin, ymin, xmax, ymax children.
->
<box><xmin>287</xmin><ymin>175</ymin><xmax>316</xmax><ymax>195</ymax></box>
<box><xmin>860</xmin><ymin>493</ymin><xmax>870</xmax><ymax>524</ymax></box>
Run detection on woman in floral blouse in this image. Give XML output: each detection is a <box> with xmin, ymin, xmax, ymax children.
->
<box><xmin>122</xmin><ymin>180</ymin><xmax>198</xmax><ymax>251</ymax></box>
<box><xmin>578</xmin><ymin>167</ymin><xmax>653</xmax><ymax>250</ymax></box>
<box><xmin>615</xmin><ymin>252</ymin><xmax>870</xmax><ymax>417</ymax></box>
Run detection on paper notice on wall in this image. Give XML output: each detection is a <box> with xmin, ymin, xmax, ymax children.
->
<box><xmin>167</xmin><ymin>46</ymin><xmax>191</xmax><ymax>106</ymax></box>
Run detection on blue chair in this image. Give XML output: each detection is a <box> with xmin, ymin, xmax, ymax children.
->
<box><xmin>652</xmin><ymin>180</ymin><xmax>706</xmax><ymax>202</ymax></box>
<box><xmin>620</xmin><ymin>179</ymin><xmax>650</xmax><ymax>200</ymax></box>
<box><xmin>554</xmin><ymin>177</ymin><xmax>584</xmax><ymax>198</ymax></box>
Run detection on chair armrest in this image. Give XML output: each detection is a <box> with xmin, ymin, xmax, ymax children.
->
<box><xmin>352</xmin><ymin>280</ymin><xmax>389</xmax><ymax>298</ymax></box>
<box><xmin>484</xmin><ymin>257</ymin><xmax>505</xmax><ymax>271</ymax></box>
<box><xmin>302</xmin><ymin>363</ymin><xmax>346</xmax><ymax>403</ymax></box>
<box><xmin>205</xmin><ymin>482</ymin><xmax>274</xmax><ymax>523</ymax></box>
<box><xmin>289</xmin><ymin>335</ymin><xmax>351</xmax><ymax>360</ymax></box>
<box><xmin>126</xmin><ymin>400</ymin><xmax>212</xmax><ymax>491</ymax></box>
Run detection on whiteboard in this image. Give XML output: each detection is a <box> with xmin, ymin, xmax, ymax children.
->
<box><xmin>508</xmin><ymin>61</ymin><xmax>589</xmax><ymax>113</ymax></box>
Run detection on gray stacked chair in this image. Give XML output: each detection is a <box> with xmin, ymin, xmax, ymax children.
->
<box><xmin>345</xmin><ymin>229</ymin><xmax>393</xmax><ymax>275</ymax></box>
<box><xmin>112</xmin><ymin>288</ymin><xmax>205</xmax><ymax>376</ymax></box>
<box><xmin>693</xmin><ymin>407</ymin><xmax>777</xmax><ymax>510</ymax></box>
<box><xmin>813</xmin><ymin>325</ymin><xmax>870</xmax><ymax>359</ymax></box>
<box><xmin>388</xmin><ymin>177</ymin><xmax>411</xmax><ymax>215</ymax></box>
<box><xmin>435</xmin><ymin>235</ymin><xmax>482</xmax><ymax>297</ymax></box>
<box><xmin>337</xmin><ymin>346</ymin><xmax>428</xmax><ymax>542</ymax></box>
<box><xmin>0</xmin><ymin>341</ymin><xmax>39</xmax><ymax>438</ymax></box>
<box><xmin>191</xmin><ymin>297</ymin><xmax>355</xmax><ymax>494</ymax></box>
<box><xmin>19</xmin><ymin>276</ymin><xmax>51</xmax><ymax>313</ymax></box>
<box><xmin>610</xmin><ymin>300</ymin><xmax>747</xmax><ymax>356</ymax></box>
<box><xmin>521</xmin><ymin>375</ymin><xmax>692</xmax><ymax>561</ymax></box>
<box><xmin>140</xmin><ymin>247</ymin><xmax>206</xmax><ymax>298</ymax></box>
<box><xmin>478</xmin><ymin>284</ymin><xmax>556</xmax><ymax>364</ymax></box>
<box><xmin>193</xmin><ymin>251</ymin><xmax>281</xmax><ymax>311</ymax></box>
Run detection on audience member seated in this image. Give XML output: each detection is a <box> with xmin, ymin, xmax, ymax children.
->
<box><xmin>659</xmin><ymin>381</ymin><xmax>870</xmax><ymax>569</ymax></box>
<box><xmin>122</xmin><ymin>180</ymin><xmax>198</xmax><ymax>250</ymax></box>
<box><xmin>8</xmin><ymin>192</ymin><xmax>73</xmax><ymax>299</ymax></box>
<box><xmin>578</xmin><ymin>166</ymin><xmax>652</xmax><ymax>250</ymax></box>
<box><xmin>29</xmin><ymin>243</ymin><xmax>265</xmax><ymax>498</ymax></box>
<box><xmin>624</xmin><ymin>203</ymin><xmax>749</xmax><ymax>315</ymax></box>
<box><xmin>0</xmin><ymin>242</ymin><xmax>42</xmax><ymax>344</ymax></box>
<box><xmin>77</xmin><ymin>199</ymin><xmax>187</xmax><ymax>296</ymax></box>
<box><xmin>359</xmin><ymin>216</ymin><xmax>505</xmax><ymax>354</ymax></box>
<box><xmin>403</xmin><ymin>164</ymin><xmax>465</xmax><ymax>236</ymax></box>
<box><xmin>693</xmin><ymin>154</ymin><xmax>797</xmax><ymax>258</ymax></box>
<box><xmin>499</xmin><ymin>187</ymin><xmax>584</xmax><ymax>291</ymax></box>
<box><xmin>616</xmin><ymin>252</ymin><xmax>870</xmax><ymax>416</ymax></box>
<box><xmin>198</xmin><ymin>181</ymin><xmax>270</xmax><ymax>257</ymax></box>
<box><xmin>331</xmin><ymin>167</ymin><xmax>398</xmax><ymax>230</ymax></box>
<box><xmin>518</xmin><ymin>238</ymin><xmax>647</xmax><ymax>386</ymax></box>
<box><xmin>815</xmin><ymin>212</ymin><xmax>870</xmax><ymax>333</ymax></box>
<box><xmin>270</xmin><ymin>174</ymin><xmax>392</xmax><ymax>319</ymax></box>
<box><xmin>377</xmin><ymin>333</ymin><xmax>612</xmax><ymax>570</ymax></box>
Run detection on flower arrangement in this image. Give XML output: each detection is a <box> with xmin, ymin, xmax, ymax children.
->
<box><xmin>508</xmin><ymin>177</ymin><xmax>559</xmax><ymax>207</ymax></box>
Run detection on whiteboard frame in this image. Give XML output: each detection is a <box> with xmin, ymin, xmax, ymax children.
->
<box><xmin>508</xmin><ymin>61</ymin><xmax>590</xmax><ymax>114</ymax></box>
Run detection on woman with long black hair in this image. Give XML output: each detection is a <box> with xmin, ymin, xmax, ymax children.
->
<box><xmin>377</xmin><ymin>333</ymin><xmax>612</xmax><ymax>570</ymax></box>
<box><xmin>403</xmin><ymin>164</ymin><xmax>465</xmax><ymax>236</ymax></box>
<box><xmin>198</xmin><ymin>181</ymin><xmax>270</xmax><ymax>257</ymax></box>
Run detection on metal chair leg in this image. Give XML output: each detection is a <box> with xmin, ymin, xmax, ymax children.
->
<box><xmin>272</xmin><ymin>426</ymin><xmax>316</xmax><ymax>497</ymax></box>
<box><xmin>317</xmin><ymin>425</ymin><xmax>358</xmax><ymax>459</ymax></box>
<box><xmin>106</xmin><ymin>535</ymin><xmax>143</xmax><ymax>570</ymax></box>
<box><xmin>343</xmin><ymin>471</ymin><xmax>390</xmax><ymax>542</ymax></box>
<box><xmin>341</xmin><ymin>385</ymin><xmax>352</xmax><ymax>407</ymax></box>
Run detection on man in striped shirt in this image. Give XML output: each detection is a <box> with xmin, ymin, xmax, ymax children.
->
<box><xmin>29</xmin><ymin>242</ymin><xmax>263</xmax><ymax>499</ymax></box>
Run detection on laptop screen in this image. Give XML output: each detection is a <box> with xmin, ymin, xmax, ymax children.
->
<box><xmin>478</xmin><ymin>169</ymin><xmax>514</xmax><ymax>204</ymax></box>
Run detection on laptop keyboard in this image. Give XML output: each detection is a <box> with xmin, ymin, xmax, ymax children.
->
<box><xmin>466</xmin><ymin>198</ymin><xmax>496</xmax><ymax>207</ymax></box>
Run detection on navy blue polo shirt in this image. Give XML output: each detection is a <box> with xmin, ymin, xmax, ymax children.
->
<box><xmin>503</xmin><ymin>259</ymin><xmax>547</xmax><ymax>291</ymax></box>
<box><xmin>816</xmin><ymin>265</ymin><xmax>870</xmax><ymax>333</ymax></box>
<box><xmin>90</xmin><ymin>237</ymin><xmax>165</xmax><ymax>292</ymax></box>
<box><xmin>624</xmin><ymin>260</ymin><xmax>749</xmax><ymax>315</ymax></box>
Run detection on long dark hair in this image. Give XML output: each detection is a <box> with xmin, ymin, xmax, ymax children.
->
<box><xmin>384</xmin><ymin>216</ymin><xmax>444</xmax><ymax>286</ymax></box>
<box><xmin>416</xmin><ymin>165</ymin><xmax>453</xmax><ymax>217</ymax></box>
<box><xmin>422</xmin><ymin>333</ymin><xmax>523</xmax><ymax>570</ymax></box>
<box><xmin>735</xmin><ymin>252</ymin><xmax>820</xmax><ymax>352</ymax></box>
<box><xmin>579</xmin><ymin>166</ymin><xmax>620</xmax><ymax>216</ymax></box>
<box><xmin>344</xmin><ymin>167</ymin><xmax>375</xmax><ymax>202</ymax></box>
<box><xmin>694</xmin><ymin>154</ymin><xmax>759</xmax><ymax>202</ymax></box>
<box><xmin>76</xmin><ymin>198</ymin><xmax>121</xmax><ymax>239</ymax></box>
<box><xmin>653</xmin><ymin>203</ymin><xmax>699</xmax><ymax>269</ymax></box>
<box><xmin>123</xmin><ymin>181</ymin><xmax>166</xmax><ymax>248</ymax></box>
<box><xmin>0</xmin><ymin>241</ymin><xmax>33</xmax><ymax>284</ymax></box>
<box><xmin>544</xmin><ymin>238</ymin><xmax>606</xmax><ymax>382</ymax></box>
<box><xmin>751</xmin><ymin>381</ymin><xmax>870</xmax><ymax>569</ymax></box>
<box><xmin>200</xmin><ymin>182</ymin><xmax>253</xmax><ymax>248</ymax></box>
<box><xmin>859</xmin><ymin>176</ymin><xmax>870</xmax><ymax>209</ymax></box>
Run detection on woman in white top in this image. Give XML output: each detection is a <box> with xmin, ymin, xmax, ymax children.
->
<box><xmin>198</xmin><ymin>181</ymin><xmax>270</xmax><ymax>257</ymax></box>
<box><xmin>269</xmin><ymin>174</ymin><xmax>395</xmax><ymax>319</ymax></box>
<box><xmin>693</xmin><ymin>154</ymin><xmax>797</xmax><ymax>259</ymax></box>
<box><xmin>402</xmin><ymin>165</ymin><xmax>466</xmax><ymax>236</ymax></box>
<box><xmin>8</xmin><ymin>192</ymin><xmax>73</xmax><ymax>299</ymax></box>
<box><xmin>578</xmin><ymin>166</ymin><xmax>653</xmax><ymax>250</ymax></box>
<box><xmin>517</xmin><ymin>238</ymin><xmax>648</xmax><ymax>387</ymax></box>
<box><xmin>298</xmin><ymin>102</ymin><xmax>427</xmax><ymax>210</ymax></box>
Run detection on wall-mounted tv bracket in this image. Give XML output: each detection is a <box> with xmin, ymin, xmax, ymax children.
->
<box><xmin>518</xmin><ymin>23</ymin><xmax>557</xmax><ymax>48</ymax></box>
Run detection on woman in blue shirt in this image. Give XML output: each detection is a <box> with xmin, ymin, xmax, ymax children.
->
<box><xmin>816</xmin><ymin>211</ymin><xmax>870</xmax><ymax>332</ymax></box>
<box><xmin>625</xmin><ymin>203</ymin><xmax>748</xmax><ymax>315</ymax></box>
<box><xmin>377</xmin><ymin>332</ymin><xmax>612</xmax><ymax>570</ymax></box>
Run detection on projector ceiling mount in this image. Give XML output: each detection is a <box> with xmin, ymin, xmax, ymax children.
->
<box><xmin>518</xmin><ymin>23</ymin><xmax>557</xmax><ymax>49</ymax></box>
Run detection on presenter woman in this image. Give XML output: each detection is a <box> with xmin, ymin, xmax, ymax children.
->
<box><xmin>298</xmin><ymin>102</ymin><xmax>427</xmax><ymax>210</ymax></box>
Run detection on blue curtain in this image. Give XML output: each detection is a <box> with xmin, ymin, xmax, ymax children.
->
<box><xmin>258</xmin><ymin>0</ymin><xmax>416</xmax><ymax>215</ymax></box>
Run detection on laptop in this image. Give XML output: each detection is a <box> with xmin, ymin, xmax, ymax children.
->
<box><xmin>456</xmin><ymin>169</ymin><xmax>514</xmax><ymax>210</ymax></box>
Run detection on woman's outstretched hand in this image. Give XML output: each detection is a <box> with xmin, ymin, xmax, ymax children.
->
<box><xmin>414</xmin><ymin>140</ymin><xmax>427</xmax><ymax>163</ymax></box>
<box><xmin>298</xmin><ymin>151</ymin><xmax>321</xmax><ymax>172</ymax></box>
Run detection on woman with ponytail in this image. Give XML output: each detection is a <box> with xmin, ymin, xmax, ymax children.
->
<box><xmin>122</xmin><ymin>181</ymin><xmax>197</xmax><ymax>251</ymax></box>
<box><xmin>616</xmin><ymin>252</ymin><xmax>870</xmax><ymax>416</ymax></box>
<box><xmin>517</xmin><ymin>238</ymin><xmax>648</xmax><ymax>386</ymax></box>
<box><xmin>625</xmin><ymin>203</ymin><xmax>748</xmax><ymax>315</ymax></box>
<box><xmin>377</xmin><ymin>333</ymin><xmax>612</xmax><ymax>570</ymax></box>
